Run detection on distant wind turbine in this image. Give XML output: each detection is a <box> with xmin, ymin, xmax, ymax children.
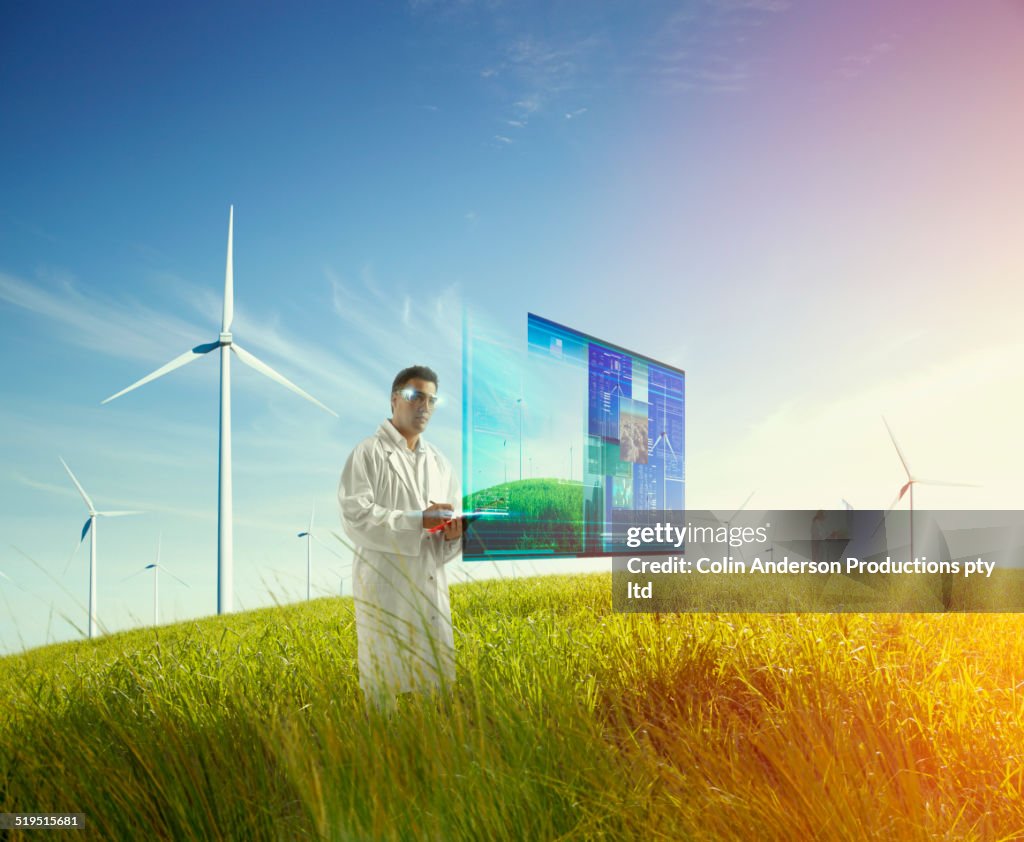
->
<box><xmin>59</xmin><ymin>456</ymin><xmax>141</xmax><ymax>639</ymax></box>
<box><xmin>724</xmin><ymin>491</ymin><xmax>755</xmax><ymax>564</ymax></box>
<box><xmin>882</xmin><ymin>416</ymin><xmax>978</xmax><ymax>562</ymax></box>
<box><xmin>297</xmin><ymin>505</ymin><xmax>348</xmax><ymax>600</ymax></box>
<box><xmin>122</xmin><ymin>534</ymin><xmax>189</xmax><ymax>626</ymax></box>
<box><xmin>725</xmin><ymin>491</ymin><xmax>755</xmax><ymax>530</ymax></box>
<box><xmin>101</xmin><ymin>206</ymin><xmax>338</xmax><ymax>616</ymax></box>
<box><xmin>331</xmin><ymin>569</ymin><xmax>346</xmax><ymax>597</ymax></box>
<box><xmin>297</xmin><ymin>505</ymin><xmax>316</xmax><ymax>601</ymax></box>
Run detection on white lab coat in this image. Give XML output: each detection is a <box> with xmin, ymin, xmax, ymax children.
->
<box><xmin>338</xmin><ymin>419</ymin><xmax>461</xmax><ymax>701</ymax></box>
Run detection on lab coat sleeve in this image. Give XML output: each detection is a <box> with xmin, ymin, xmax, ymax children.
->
<box><xmin>339</xmin><ymin>445</ymin><xmax>424</xmax><ymax>557</ymax></box>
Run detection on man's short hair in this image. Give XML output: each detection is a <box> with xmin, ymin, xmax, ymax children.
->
<box><xmin>391</xmin><ymin>365</ymin><xmax>439</xmax><ymax>395</ymax></box>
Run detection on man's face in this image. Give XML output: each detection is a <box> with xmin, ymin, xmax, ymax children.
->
<box><xmin>391</xmin><ymin>377</ymin><xmax>437</xmax><ymax>438</ymax></box>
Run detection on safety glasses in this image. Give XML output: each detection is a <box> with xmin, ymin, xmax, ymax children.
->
<box><xmin>395</xmin><ymin>387</ymin><xmax>441</xmax><ymax>408</ymax></box>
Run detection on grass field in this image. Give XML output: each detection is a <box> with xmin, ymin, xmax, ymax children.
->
<box><xmin>2</xmin><ymin>572</ymin><xmax>1023</xmax><ymax>840</ymax></box>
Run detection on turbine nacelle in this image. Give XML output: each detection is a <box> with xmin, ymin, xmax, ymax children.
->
<box><xmin>882</xmin><ymin>416</ymin><xmax>979</xmax><ymax>513</ymax></box>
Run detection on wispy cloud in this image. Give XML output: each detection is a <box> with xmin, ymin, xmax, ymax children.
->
<box><xmin>494</xmin><ymin>134</ymin><xmax>514</xmax><ymax>145</ymax></box>
<box><xmin>474</xmin><ymin>33</ymin><xmax>602</xmax><ymax>135</ymax></box>
<box><xmin>8</xmin><ymin>468</ymin><xmax>210</xmax><ymax>521</ymax></box>
<box><xmin>711</xmin><ymin>0</ymin><xmax>790</xmax><ymax>11</ymax></box>
<box><xmin>0</xmin><ymin>270</ymin><xmax>210</xmax><ymax>365</ymax></box>
<box><xmin>655</xmin><ymin>59</ymin><xmax>752</xmax><ymax>93</ymax></box>
<box><xmin>564</xmin><ymin>107</ymin><xmax>588</xmax><ymax>120</ymax></box>
<box><xmin>647</xmin><ymin>0</ymin><xmax>791</xmax><ymax>94</ymax></box>
<box><xmin>512</xmin><ymin>96</ymin><xmax>541</xmax><ymax>116</ymax></box>
<box><xmin>840</xmin><ymin>39</ymin><xmax>897</xmax><ymax>79</ymax></box>
<box><xmin>325</xmin><ymin>264</ymin><xmax>461</xmax><ymax>387</ymax></box>
<box><xmin>507</xmin><ymin>34</ymin><xmax>602</xmax><ymax>106</ymax></box>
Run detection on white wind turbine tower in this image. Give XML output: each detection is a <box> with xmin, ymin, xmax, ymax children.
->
<box><xmin>297</xmin><ymin>505</ymin><xmax>316</xmax><ymax>601</ymax></box>
<box><xmin>102</xmin><ymin>206</ymin><xmax>337</xmax><ymax>616</ymax></box>
<box><xmin>59</xmin><ymin>456</ymin><xmax>141</xmax><ymax>639</ymax></box>
<box><xmin>297</xmin><ymin>504</ymin><xmax>348</xmax><ymax>600</ymax></box>
<box><xmin>123</xmin><ymin>534</ymin><xmax>189</xmax><ymax>626</ymax></box>
<box><xmin>882</xmin><ymin>416</ymin><xmax>977</xmax><ymax>563</ymax></box>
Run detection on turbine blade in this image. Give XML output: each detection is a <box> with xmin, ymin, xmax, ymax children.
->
<box><xmin>311</xmin><ymin>533</ymin><xmax>348</xmax><ymax>561</ymax></box>
<box><xmin>101</xmin><ymin>342</ymin><xmax>219</xmax><ymax>404</ymax></box>
<box><xmin>882</xmin><ymin>489</ymin><xmax>904</xmax><ymax>513</ymax></box>
<box><xmin>166</xmin><ymin>570</ymin><xmax>190</xmax><ymax>588</ymax></box>
<box><xmin>297</xmin><ymin>531</ymin><xmax>309</xmax><ymax>538</ymax></box>
<box><xmin>310</xmin><ymin>503</ymin><xmax>315</xmax><ymax>533</ymax></box>
<box><xmin>914</xmin><ymin>479</ymin><xmax>981</xmax><ymax>488</ymax></box>
<box><xmin>59</xmin><ymin>457</ymin><xmax>95</xmax><ymax>511</ymax></box>
<box><xmin>121</xmin><ymin>568</ymin><xmax>148</xmax><ymax>582</ymax></box>
<box><xmin>231</xmin><ymin>344</ymin><xmax>338</xmax><ymax>417</ymax></box>
<box><xmin>330</xmin><ymin>530</ymin><xmax>356</xmax><ymax>553</ymax></box>
<box><xmin>898</xmin><ymin>480</ymin><xmax>913</xmax><ymax>501</ymax></box>
<box><xmin>80</xmin><ymin>517</ymin><xmax>92</xmax><ymax>542</ymax></box>
<box><xmin>62</xmin><ymin>535</ymin><xmax>85</xmax><ymax>576</ymax></box>
<box><xmin>882</xmin><ymin>416</ymin><xmax>912</xmax><ymax>479</ymax></box>
<box><xmin>96</xmin><ymin>510</ymin><xmax>142</xmax><ymax>517</ymax></box>
<box><xmin>223</xmin><ymin>205</ymin><xmax>234</xmax><ymax>333</ymax></box>
<box><xmin>733</xmin><ymin>491</ymin><xmax>755</xmax><ymax>517</ymax></box>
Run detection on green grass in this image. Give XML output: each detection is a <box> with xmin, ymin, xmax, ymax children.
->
<box><xmin>466</xmin><ymin>479</ymin><xmax>584</xmax><ymax>553</ymax></box>
<box><xmin>2</xmin><ymin>573</ymin><xmax>1024</xmax><ymax>840</ymax></box>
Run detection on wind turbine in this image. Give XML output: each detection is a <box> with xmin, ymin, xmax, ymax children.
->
<box><xmin>725</xmin><ymin>491</ymin><xmax>755</xmax><ymax>530</ymax></box>
<box><xmin>101</xmin><ymin>206</ymin><xmax>337</xmax><ymax>616</ymax></box>
<box><xmin>122</xmin><ymin>534</ymin><xmax>189</xmax><ymax>626</ymax></box>
<box><xmin>297</xmin><ymin>504</ymin><xmax>316</xmax><ymax>601</ymax></box>
<box><xmin>297</xmin><ymin>505</ymin><xmax>348</xmax><ymax>600</ymax></box>
<box><xmin>723</xmin><ymin>491</ymin><xmax>755</xmax><ymax>564</ymax></box>
<box><xmin>59</xmin><ymin>456</ymin><xmax>140</xmax><ymax>639</ymax></box>
<box><xmin>882</xmin><ymin>416</ymin><xmax>977</xmax><ymax>563</ymax></box>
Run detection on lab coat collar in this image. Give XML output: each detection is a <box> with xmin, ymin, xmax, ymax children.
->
<box><xmin>377</xmin><ymin>420</ymin><xmax>426</xmax><ymax>508</ymax></box>
<box><xmin>377</xmin><ymin>418</ymin><xmax>425</xmax><ymax>453</ymax></box>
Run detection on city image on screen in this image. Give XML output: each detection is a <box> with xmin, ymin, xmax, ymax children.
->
<box><xmin>462</xmin><ymin>312</ymin><xmax>685</xmax><ymax>559</ymax></box>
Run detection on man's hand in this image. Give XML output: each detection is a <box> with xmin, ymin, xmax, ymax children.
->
<box><xmin>442</xmin><ymin>516</ymin><xmax>464</xmax><ymax>542</ymax></box>
<box><xmin>422</xmin><ymin>501</ymin><xmax>454</xmax><ymax>530</ymax></box>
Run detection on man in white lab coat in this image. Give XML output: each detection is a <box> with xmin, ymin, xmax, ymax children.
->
<box><xmin>338</xmin><ymin>365</ymin><xmax>463</xmax><ymax>707</ymax></box>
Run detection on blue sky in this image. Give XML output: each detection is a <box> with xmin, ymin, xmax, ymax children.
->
<box><xmin>2</xmin><ymin>0</ymin><xmax>1023</xmax><ymax>655</ymax></box>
